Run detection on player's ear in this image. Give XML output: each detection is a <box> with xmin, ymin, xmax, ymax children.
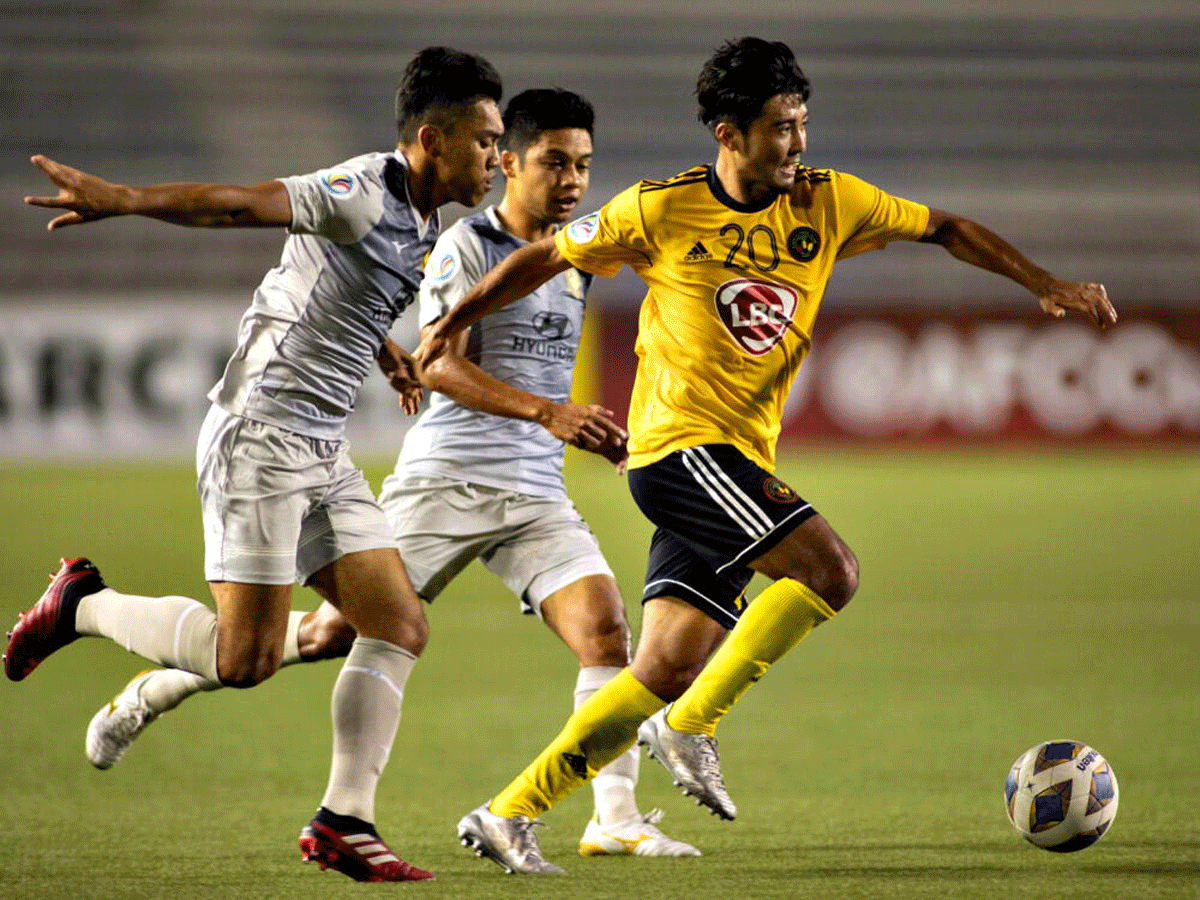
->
<box><xmin>500</xmin><ymin>149</ymin><xmax>520</xmax><ymax>180</ymax></box>
<box><xmin>714</xmin><ymin>121</ymin><xmax>743</xmax><ymax>153</ymax></box>
<box><xmin>418</xmin><ymin>123</ymin><xmax>443</xmax><ymax>158</ymax></box>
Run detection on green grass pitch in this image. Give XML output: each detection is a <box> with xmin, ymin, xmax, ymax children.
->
<box><xmin>1</xmin><ymin>449</ymin><xmax>1197</xmax><ymax>900</ymax></box>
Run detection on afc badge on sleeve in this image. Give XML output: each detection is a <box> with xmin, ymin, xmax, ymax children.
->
<box><xmin>566</xmin><ymin>212</ymin><xmax>600</xmax><ymax>245</ymax></box>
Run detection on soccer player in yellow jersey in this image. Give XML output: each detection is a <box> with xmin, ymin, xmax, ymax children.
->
<box><xmin>416</xmin><ymin>37</ymin><xmax>1117</xmax><ymax>875</ymax></box>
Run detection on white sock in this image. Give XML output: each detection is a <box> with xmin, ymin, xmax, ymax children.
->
<box><xmin>75</xmin><ymin>587</ymin><xmax>218</xmax><ymax>681</ymax></box>
<box><xmin>577</xmin><ymin>665</ymin><xmax>641</xmax><ymax>824</ymax></box>
<box><xmin>281</xmin><ymin>609</ymin><xmax>305</xmax><ymax>665</ymax></box>
<box><xmin>137</xmin><ymin>610</ymin><xmax>309</xmax><ymax>715</ymax></box>
<box><xmin>320</xmin><ymin>637</ymin><xmax>417</xmax><ymax>823</ymax></box>
<box><xmin>139</xmin><ymin>669</ymin><xmax>218</xmax><ymax>713</ymax></box>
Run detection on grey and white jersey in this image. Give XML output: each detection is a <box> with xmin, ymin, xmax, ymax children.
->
<box><xmin>397</xmin><ymin>206</ymin><xmax>593</xmax><ymax>498</ymax></box>
<box><xmin>208</xmin><ymin>150</ymin><xmax>438</xmax><ymax>440</ymax></box>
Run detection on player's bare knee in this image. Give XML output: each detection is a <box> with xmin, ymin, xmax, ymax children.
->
<box><xmin>809</xmin><ymin>549</ymin><xmax>859</xmax><ymax>612</ymax></box>
<box><xmin>645</xmin><ymin>658</ymin><xmax>703</xmax><ymax>701</ymax></box>
<box><xmin>632</xmin><ymin>649</ymin><xmax>704</xmax><ymax>702</ymax></box>
<box><xmin>390</xmin><ymin>614</ymin><xmax>429</xmax><ymax>657</ymax></box>
<box><xmin>658</xmin><ymin>665</ymin><xmax>699</xmax><ymax>701</ymax></box>
<box><xmin>577</xmin><ymin>614</ymin><xmax>631</xmax><ymax>667</ymax></box>
<box><xmin>217</xmin><ymin>647</ymin><xmax>282</xmax><ymax>688</ymax></box>
<box><xmin>765</xmin><ymin>538</ymin><xmax>859</xmax><ymax>611</ymax></box>
<box><xmin>354</xmin><ymin>602</ymin><xmax>429</xmax><ymax>656</ymax></box>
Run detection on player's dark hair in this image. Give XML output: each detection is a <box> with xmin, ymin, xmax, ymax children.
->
<box><xmin>395</xmin><ymin>47</ymin><xmax>503</xmax><ymax>142</ymax></box>
<box><xmin>696</xmin><ymin>37</ymin><xmax>811</xmax><ymax>134</ymax></box>
<box><xmin>500</xmin><ymin>88</ymin><xmax>595</xmax><ymax>157</ymax></box>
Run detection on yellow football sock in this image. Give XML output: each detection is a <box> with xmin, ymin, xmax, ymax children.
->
<box><xmin>666</xmin><ymin>578</ymin><xmax>836</xmax><ymax>737</ymax></box>
<box><xmin>490</xmin><ymin>668</ymin><xmax>663</xmax><ymax>819</ymax></box>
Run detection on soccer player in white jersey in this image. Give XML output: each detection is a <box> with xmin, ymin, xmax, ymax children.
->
<box><xmin>79</xmin><ymin>88</ymin><xmax>699</xmax><ymax>866</ymax></box>
<box><xmin>8</xmin><ymin>47</ymin><xmax>504</xmax><ymax>883</ymax></box>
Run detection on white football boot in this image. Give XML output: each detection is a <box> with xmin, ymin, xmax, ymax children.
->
<box><xmin>86</xmin><ymin>669</ymin><xmax>159</xmax><ymax>769</ymax></box>
<box><xmin>578</xmin><ymin>808</ymin><xmax>701</xmax><ymax>857</ymax></box>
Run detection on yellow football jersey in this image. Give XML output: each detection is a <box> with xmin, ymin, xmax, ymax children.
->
<box><xmin>554</xmin><ymin>165</ymin><xmax>929</xmax><ymax>472</ymax></box>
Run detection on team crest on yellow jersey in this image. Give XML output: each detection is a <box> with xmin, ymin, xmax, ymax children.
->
<box><xmin>713</xmin><ymin>278</ymin><xmax>797</xmax><ymax>356</ymax></box>
<box><xmin>787</xmin><ymin>226</ymin><xmax>821</xmax><ymax>262</ymax></box>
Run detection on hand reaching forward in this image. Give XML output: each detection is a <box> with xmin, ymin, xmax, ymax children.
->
<box><xmin>24</xmin><ymin>155</ymin><xmax>127</xmax><ymax>230</ymax></box>
<box><xmin>592</xmin><ymin>430</ymin><xmax>631</xmax><ymax>474</ymax></box>
<box><xmin>1038</xmin><ymin>279</ymin><xmax>1117</xmax><ymax>329</ymax></box>
<box><xmin>542</xmin><ymin>402</ymin><xmax>629</xmax><ymax>472</ymax></box>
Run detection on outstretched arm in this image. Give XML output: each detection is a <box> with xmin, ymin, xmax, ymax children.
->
<box><xmin>420</xmin><ymin>325</ymin><xmax>628</xmax><ymax>468</ymax></box>
<box><xmin>919</xmin><ymin>209</ymin><xmax>1117</xmax><ymax>328</ymax></box>
<box><xmin>413</xmin><ymin>236</ymin><xmax>571</xmax><ymax>369</ymax></box>
<box><xmin>24</xmin><ymin>154</ymin><xmax>292</xmax><ymax>230</ymax></box>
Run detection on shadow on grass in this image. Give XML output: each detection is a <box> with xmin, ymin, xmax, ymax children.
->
<box><xmin>745</xmin><ymin>841</ymin><xmax>1200</xmax><ymax>880</ymax></box>
<box><xmin>1077</xmin><ymin>863</ymin><xmax>1200</xmax><ymax>877</ymax></box>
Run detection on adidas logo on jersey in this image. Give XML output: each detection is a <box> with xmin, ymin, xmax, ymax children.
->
<box><xmin>682</xmin><ymin>241</ymin><xmax>712</xmax><ymax>262</ymax></box>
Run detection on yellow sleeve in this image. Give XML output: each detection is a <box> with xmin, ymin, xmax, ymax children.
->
<box><xmin>834</xmin><ymin>172</ymin><xmax>930</xmax><ymax>260</ymax></box>
<box><xmin>554</xmin><ymin>183</ymin><xmax>652</xmax><ymax>277</ymax></box>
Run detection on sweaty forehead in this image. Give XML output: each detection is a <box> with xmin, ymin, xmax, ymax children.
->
<box><xmin>526</xmin><ymin>127</ymin><xmax>593</xmax><ymax>159</ymax></box>
<box><xmin>757</xmin><ymin>94</ymin><xmax>807</xmax><ymax>124</ymax></box>
<box><xmin>453</xmin><ymin>98</ymin><xmax>503</xmax><ymax>135</ymax></box>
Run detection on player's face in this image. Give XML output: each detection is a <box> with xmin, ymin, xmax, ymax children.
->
<box><xmin>437</xmin><ymin>98</ymin><xmax>504</xmax><ymax>207</ymax></box>
<box><xmin>739</xmin><ymin>94</ymin><xmax>807</xmax><ymax>194</ymax></box>
<box><xmin>505</xmin><ymin>128</ymin><xmax>593</xmax><ymax>226</ymax></box>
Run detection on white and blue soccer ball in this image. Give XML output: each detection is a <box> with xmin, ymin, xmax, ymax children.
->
<box><xmin>1005</xmin><ymin>740</ymin><xmax>1119</xmax><ymax>852</ymax></box>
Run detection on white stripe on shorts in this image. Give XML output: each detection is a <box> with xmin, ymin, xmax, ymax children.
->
<box><xmin>681</xmin><ymin>447</ymin><xmax>774</xmax><ymax>539</ymax></box>
<box><xmin>644</xmin><ymin>577</ymin><xmax>737</xmax><ymax>626</ymax></box>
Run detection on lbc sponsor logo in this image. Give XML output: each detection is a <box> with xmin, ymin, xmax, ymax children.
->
<box><xmin>713</xmin><ymin>278</ymin><xmax>799</xmax><ymax>356</ymax></box>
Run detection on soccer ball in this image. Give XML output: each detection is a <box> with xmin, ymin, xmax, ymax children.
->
<box><xmin>1004</xmin><ymin>740</ymin><xmax>1119</xmax><ymax>852</ymax></box>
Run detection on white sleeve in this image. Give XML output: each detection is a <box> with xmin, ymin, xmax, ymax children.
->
<box><xmin>280</xmin><ymin>163</ymin><xmax>381</xmax><ymax>245</ymax></box>
<box><xmin>417</xmin><ymin>223</ymin><xmax>488</xmax><ymax>329</ymax></box>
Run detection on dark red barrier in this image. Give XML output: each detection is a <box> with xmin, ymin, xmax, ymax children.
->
<box><xmin>595</xmin><ymin>307</ymin><xmax>1200</xmax><ymax>446</ymax></box>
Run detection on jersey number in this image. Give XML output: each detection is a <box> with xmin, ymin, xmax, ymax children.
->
<box><xmin>721</xmin><ymin>224</ymin><xmax>780</xmax><ymax>273</ymax></box>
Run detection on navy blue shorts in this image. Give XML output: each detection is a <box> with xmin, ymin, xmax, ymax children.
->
<box><xmin>626</xmin><ymin>444</ymin><xmax>818</xmax><ymax>628</ymax></box>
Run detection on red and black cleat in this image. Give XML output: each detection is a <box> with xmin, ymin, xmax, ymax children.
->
<box><xmin>299</xmin><ymin>818</ymin><xmax>434</xmax><ymax>883</ymax></box>
<box><xmin>4</xmin><ymin>557</ymin><xmax>105</xmax><ymax>682</ymax></box>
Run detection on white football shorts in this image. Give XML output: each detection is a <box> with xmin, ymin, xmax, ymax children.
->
<box><xmin>377</xmin><ymin>473</ymin><xmax>614</xmax><ymax>617</ymax></box>
<box><xmin>196</xmin><ymin>405</ymin><xmax>398</xmax><ymax>585</ymax></box>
